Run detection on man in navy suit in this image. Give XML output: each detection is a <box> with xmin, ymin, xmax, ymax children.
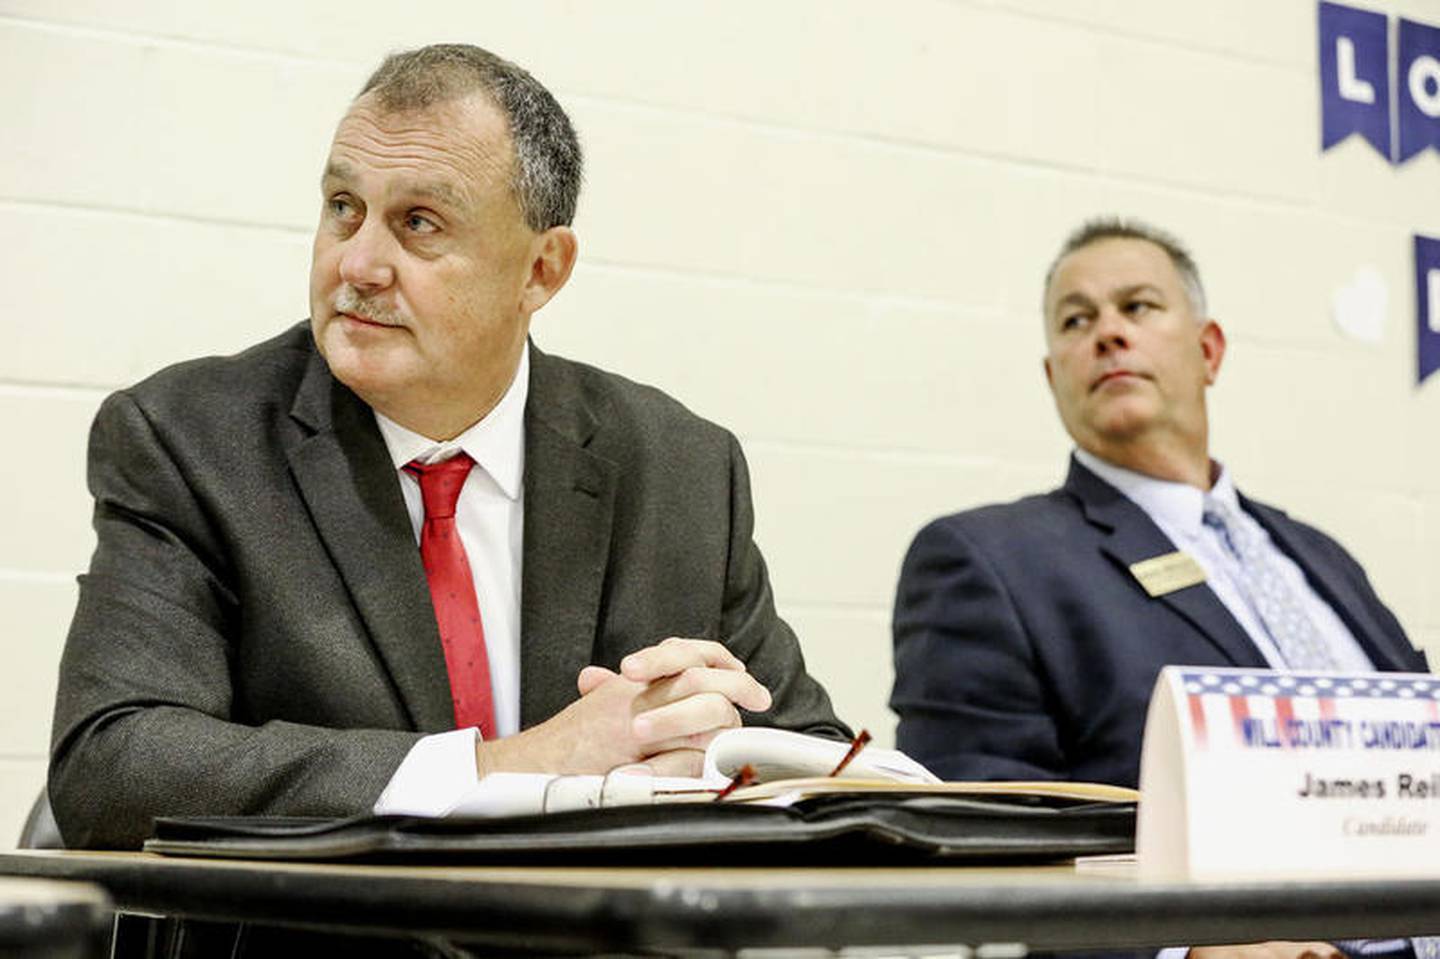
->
<box><xmin>891</xmin><ymin>217</ymin><xmax>1427</xmax><ymax>790</ymax></box>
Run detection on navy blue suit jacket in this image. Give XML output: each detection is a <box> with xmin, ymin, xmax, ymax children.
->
<box><xmin>891</xmin><ymin>458</ymin><xmax>1428</xmax><ymax>788</ymax></box>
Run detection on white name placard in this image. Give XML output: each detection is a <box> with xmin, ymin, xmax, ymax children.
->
<box><xmin>1137</xmin><ymin>666</ymin><xmax>1440</xmax><ymax>880</ymax></box>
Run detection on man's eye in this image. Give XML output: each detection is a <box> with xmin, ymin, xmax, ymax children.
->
<box><xmin>327</xmin><ymin>196</ymin><xmax>358</xmax><ymax>220</ymax></box>
<box><xmin>405</xmin><ymin>212</ymin><xmax>439</xmax><ymax>233</ymax></box>
<box><xmin>1061</xmin><ymin>314</ymin><xmax>1085</xmax><ymax>331</ymax></box>
<box><xmin>1124</xmin><ymin>300</ymin><xmax>1155</xmax><ymax>317</ymax></box>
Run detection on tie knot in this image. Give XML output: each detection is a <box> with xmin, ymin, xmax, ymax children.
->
<box><xmin>405</xmin><ymin>453</ymin><xmax>474</xmax><ymax>519</ymax></box>
<box><xmin>1201</xmin><ymin>497</ymin><xmax>1233</xmax><ymax>530</ymax></box>
<box><xmin>1202</xmin><ymin>497</ymin><xmax>1252</xmax><ymax>560</ymax></box>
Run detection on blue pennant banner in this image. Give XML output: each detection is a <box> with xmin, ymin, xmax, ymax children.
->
<box><xmin>1418</xmin><ymin>235</ymin><xmax>1440</xmax><ymax>387</ymax></box>
<box><xmin>1319</xmin><ymin>1</ymin><xmax>1392</xmax><ymax>158</ymax></box>
<box><xmin>1398</xmin><ymin>18</ymin><xmax>1440</xmax><ymax>162</ymax></box>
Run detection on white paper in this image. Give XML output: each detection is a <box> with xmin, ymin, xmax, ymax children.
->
<box><xmin>701</xmin><ymin>727</ymin><xmax>940</xmax><ymax>784</ymax></box>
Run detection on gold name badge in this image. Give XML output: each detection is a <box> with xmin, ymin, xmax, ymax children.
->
<box><xmin>1129</xmin><ymin>551</ymin><xmax>1207</xmax><ymax>597</ymax></box>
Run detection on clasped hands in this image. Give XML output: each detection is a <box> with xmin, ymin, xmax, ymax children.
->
<box><xmin>476</xmin><ymin>637</ymin><xmax>772</xmax><ymax>778</ymax></box>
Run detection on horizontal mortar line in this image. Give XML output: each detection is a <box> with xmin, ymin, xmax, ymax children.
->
<box><xmin>777</xmin><ymin>601</ymin><xmax>892</xmax><ymax>618</ymax></box>
<box><xmin>1215</xmin><ymin>492</ymin><xmax>1428</xmax><ymax>515</ymax></box>
<box><xmin>580</xmin><ymin>262</ymin><xmax>1411</xmax><ymax>330</ymax></box>
<box><xmin>1</xmin><ymin>133</ymin><xmax>1390</xmax><ymax>231</ymax></box>
<box><xmin>1228</xmin><ymin>335</ymin><xmax>1397</xmax><ymax>357</ymax></box>
<box><xmin>2</xmin><ymin>164</ymin><xmax>1408</xmax><ymax>275</ymax></box>
<box><xmin>4</xmin><ymin>15</ymin><xmax>1323</xmax><ymax>212</ymax></box>
<box><xmin>1287</xmin><ymin>488</ymin><xmax>1428</xmax><ymax>504</ymax></box>
<box><xmin>572</xmin><ymin>89</ymin><xmax>1245</xmax><ymax>184</ymax></box>
<box><xmin>0</xmin><ymin>569</ymin><xmax>76</xmax><ymax>584</ymax></box>
<box><xmin>0</xmin><ymin>196</ymin><xmax>313</xmax><ymax>237</ymax></box>
<box><xmin>564</xmin><ymin>103</ymin><xmax>1333</xmax><ymax>214</ymax></box>
<box><xmin>0</xmin><ymin>6</ymin><xmax>1308</xmax><ymax>89</ymax></box>
<box><xmin>0</xmin><ymin>380</ymin><xmax>112</xmax><ymax>400</ymax></box>
<box><xmin>0</xmin><ymin>13</ymin><xmax>356</xmax><ymax>70</ymax></box>
<box><xmin>1063</xmin><ymin>158</ymin><xmax>1369</xmax><ymax>214</ymax></box>
<box><xmin>945</xmin><ymin>0</ymin><xmax>1308</xmax><ymax>72</ymax></box>
<box><xmin>577</xmin><ymin>256</ymin><xmax>1006</xmax><ymax>315</ymax></box>
<box><xmin>7</xmin><ymin>190</ymin><xmax>1389</xmax><ymax>305</ymax></box>
<box><xmin>1212</xmin><ymin>483</ymin><xmax>1430</xmax><ymax>508</ymax></box>
<box><xmin>1241</xmin><ymin>352</ymin><xmax>1411</xmax><ymax>371</ymax></box>
<box><xmin>738</xmin><ymin>437</ymin><xmax>1063</xmax><ymax>468</ymax></box>
<box><xmin>0</xmin><ymin>181</ymin><xmax>1367</xmax><ymax>248</ymax></box>
<box><xmin>4</xmin><ymin>201</ymin><xmax>1396</xmax><ymax>325</ymax></box>
<box><xmin>0</xmin><ymin>27</ymin><xmax>1296</xmax><ymax>205</ymax></box>
<box><xmin>581</xmin><ymin>256</ymin><xmax>1426</xmax><ymax>333</ymax></box>
<box><xmin>0</xmin><ymin>186</ymin><xmax>1414</xmax><ymax>281</ymax></box>
<box><xmin>1081</xmin><ymin>172</ymin><xmax>1326</xmax><ymax>215</ymax></box>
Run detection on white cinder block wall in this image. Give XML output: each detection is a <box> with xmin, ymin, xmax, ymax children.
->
<box><xmin>2</xmin><ymin>0</ymin><xmax>1437</xmax><ymax>845</ymax></box>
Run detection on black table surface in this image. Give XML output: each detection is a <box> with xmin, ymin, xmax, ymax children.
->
<box><xmin>1</xmin><ymin>850</ymin><xmax>1437</xmax><ymax>955</ymax></box>
<box><xmin>0</xmin><ymin>875</ymin><xmax>111</xmax><ymax>951</ymax></box>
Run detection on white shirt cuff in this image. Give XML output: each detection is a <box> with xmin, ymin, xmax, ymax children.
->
<box><xmin>373</xmin><ymin>728</ymin><xmax>480</xmax><ymax>817</ymax></box>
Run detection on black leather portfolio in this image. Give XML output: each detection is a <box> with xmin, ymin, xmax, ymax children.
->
<box><xmin>144</xmin><ymin>793</ymin><xmax>1136</xmax><ymax>865</ymax></box>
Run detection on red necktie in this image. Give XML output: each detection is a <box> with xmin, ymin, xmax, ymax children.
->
<box><xmin>403</xmin><ymin>453</ymin><xmax>497</xmax><ymax>739</ymax></box>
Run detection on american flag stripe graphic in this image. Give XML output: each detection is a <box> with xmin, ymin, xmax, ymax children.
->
<box><xmin>1229</xmin><ymin>694</ymin><xmax>1251</xmax><ymax>740</ymax></box>
<box><xmin>1188</xmin><ymin>692</ymin><xmax>1209</xmax><ymax>748</ymax></box>
<box><xmin>1178</xmin><ymin>670</ymin><xmax>1440</xmax><ymax>750</ymax></box>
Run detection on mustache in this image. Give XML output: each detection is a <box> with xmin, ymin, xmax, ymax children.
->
<box><xmin>333</xmin><ymin>286</ymin><xmax>404</xmax><ymax>326</ymax></box>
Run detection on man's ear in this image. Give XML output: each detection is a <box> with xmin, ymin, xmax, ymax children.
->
<box><xmin>1199</xmin><ymin>318</ymin><xmax>1226</xmax><ymax>386</ymax></box>
<box><xmin>520</xmin><ymin>226</ymin><xmax>578</xmax><ymax>316</ymax></box>
<box><xmin>1043</xmin><ymin>355</ymin><xmax>1054</xmax><ymax>388</ymax></box>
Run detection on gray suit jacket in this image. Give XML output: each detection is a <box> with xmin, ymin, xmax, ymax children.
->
<box><xmin>51</xmin><ymin>323</ymin><xmax>846</xmax><ymax>848</ymax></box>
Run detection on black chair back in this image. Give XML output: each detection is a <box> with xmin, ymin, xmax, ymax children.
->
<box><xmin>19</xmin><ymin>788</ymin><xmax>64</xmax><ymax>849</ymax></box>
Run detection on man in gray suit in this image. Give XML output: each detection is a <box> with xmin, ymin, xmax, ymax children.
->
<box><xmin>51</xmin><ymin>43</ymin><xmax>844</xmax><ymax>850</ymax></box>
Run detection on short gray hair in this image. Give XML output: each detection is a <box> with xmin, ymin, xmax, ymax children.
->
<box><xmin>1044</xmin><ymin>217</ymin><xmax>1207</xmax><ymax>317</ymax></box>
<box><xmin>358</xmin><ymin>44</ymin><xmax>582</xmax><ymax>232</ymax></box>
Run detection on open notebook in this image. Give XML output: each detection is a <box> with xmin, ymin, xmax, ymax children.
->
<box><xmin>444</xmin><ymin>727</ymin><xmax>1137</xmax><ymax>817</ymax></box>
<box><xmin>144</xmin><ymin>730</ymin><xmax>1138</xmax><ymax>863</ymax></box>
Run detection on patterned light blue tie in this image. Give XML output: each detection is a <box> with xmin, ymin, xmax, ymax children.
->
<box><xmin>1201</xmin><ymin>497</ymin><xmax>1340</xmax><ymax>671</ymax></box>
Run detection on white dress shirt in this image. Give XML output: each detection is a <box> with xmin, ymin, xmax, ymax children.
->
<box><xmin>373</xmin><ymin>346</ymin><xmax>529</xmax><ymax>816</ymax></box>
<box><xmin>1074</xmin><ymin>448</ymin><xmax>1375</xmax><ymax>672</ymax></box>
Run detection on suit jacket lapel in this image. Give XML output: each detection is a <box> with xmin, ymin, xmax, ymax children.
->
<box><xmin>1066</xmin><ymin>458</ymin><xmax>1267</xmax><ymax>668</ymax></box>
<box><xmin>1242</xmin><ymin>496</ymin><xmax>1413</xmax><ymax>671</ymax></box>
<box><xmin>285</xmin><ymin>347</ymin><xmax>455</xmax><ymax>732</ymax></box>
<box><xmin>519</xmin><ymin>346</ymin><xmax>618</xmax><ymax>729</ymax></box>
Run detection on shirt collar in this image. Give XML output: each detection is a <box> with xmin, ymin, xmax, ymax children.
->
<box><xmin>373</xmin><ymin>343</ymin><xmax>528</xmax><ymax>501</ymax></box>
<box><xmin>1073</xmin><ymin>447</ymin><xmax>1238</xmax><ymax>540</ymax></box>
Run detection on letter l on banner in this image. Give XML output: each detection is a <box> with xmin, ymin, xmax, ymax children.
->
<box><xmin>1417</xmin><ymin>235</ymin><xmax>1440</xmax><ymax>387</ymax></box>
<box><xmin>1319</xmin><ymin>1</ymin><xmax>1392</xmax><ymax>158</ymax></box>
<box><xmin>1398</xmin><ymin>18</ymin><xmax>1440</xmax><ymax>162</ymax></box>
